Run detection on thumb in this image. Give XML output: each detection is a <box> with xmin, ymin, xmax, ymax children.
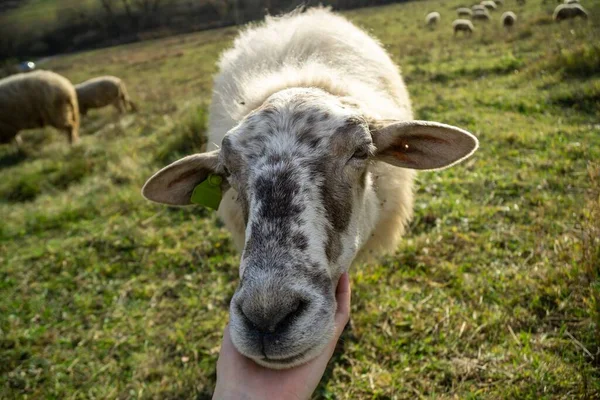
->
<box><xmin>333</xmin><ymin>272</ymin><xmax>351</xmax><ymax>337</ymax></box>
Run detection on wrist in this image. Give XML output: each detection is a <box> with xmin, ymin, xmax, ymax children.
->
<box><xmin>213</xmin><ymin>385</ymin><xmax>258</xmax><ymax>400</ymax></box>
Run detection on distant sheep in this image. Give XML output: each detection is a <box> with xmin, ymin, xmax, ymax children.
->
<box><xmin>75</xmin><ymin>76</ymin><xmax>137</xmax><ymax>116</ymax></box>
<box><xmin>502</xmin><ymin>11</ymin><xmax>517</xmax><ymax>29</ymax></box>
<box><xmin>473</xmin><ymin>9</ymin><xmax>491</xmax><ymax>21</ymax></box>
<box><xmin>564</xmin><ymin>0</ymin><xmax>579</xmax><ymax>3</ymax></box>
<box><xmin>453</xmin><ymin>19</ymin><xmax>475</xmax><ymax>35</ymax></box>
<box><xmin>472</xmin><ymin>4</ymin><xmax>486</xmax><ymax>12</ymax></box>
<box><xmin>457</xmin><ymin>7</ymin><xmax>473</xmax><ymax>17</ymax></box>
<box><xmin>553</xmin><ymin>4</ymin><xmax>588</xmax><ymax>21</ymax></box>
<box><xmin>426</xmin><ymin>12</ymin><xmax>441</xmax><ymax>27</ymax></box>
<box><xmin>0</xmin><ymin>70</ymin><xmax>79</xmax><ymax>145</ymax></box>
<box><xmin>494</xmin><ymin>0</ymin><xmax>504</xmax><ymax>5</ymax></box>
<box><xmin>481</xmin><ymin>1</ymin><xmax>497</xmax><ymax>10</ymax></box>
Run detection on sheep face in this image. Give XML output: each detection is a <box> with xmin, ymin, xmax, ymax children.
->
<box><xmin>218</xmin><ymin>88</ymin><xmax>375</xmax><ymax>368</ymax></box>
<box><xmin>143</xmin><ymin>88</ymin><xmax>369</xmax><ymax>368</ymax></box>
<box><xmin>142</xmin><ymin>87</ymin><xmax>478</xmax><ymax>369</ymax></box>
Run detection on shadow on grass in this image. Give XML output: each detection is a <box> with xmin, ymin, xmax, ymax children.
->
<box><xmin>155</xmin><ymin>107</ymin><xmax>208</xmax><ymax>165</ymax></box>
<box><xmin>549</xmin><ymin>89</ymin><xmax>600</xmax><ymax>116</ymax></box>
<box><xmin>0</xmin><ymin>154</ymin><xmax>95</xmax><ymax>203</ymax></box>
<box><xmin>0</xmin><ymin>147</ymin><xmax>28</xmax><ymax>170</ymax></box>
<box><xmin>407</xmin><ymin>55</ymin><xmax>524</xmax><ymax>84</ymax></box>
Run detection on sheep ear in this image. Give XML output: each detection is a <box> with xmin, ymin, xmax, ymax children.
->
<box><xmin>372</xmin><ymin>120</ymin><xmax>478</xmax><ymax>170</ymax></box>
<box><xmin>142</xmin><ymin>150</ymin><xmax>226</xmax><ymax>206</ymax></box>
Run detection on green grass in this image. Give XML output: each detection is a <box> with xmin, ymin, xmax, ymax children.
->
<box><xmin>1</xmin><ymin>0</ymin><xmax>600</xmax><ymax>398</ymax></box>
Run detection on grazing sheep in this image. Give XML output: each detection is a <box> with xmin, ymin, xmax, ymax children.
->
<box><xmin>426</xmin><ymin>11</ymin><xmax>441</xmax><ymax>27</ymax></box>
<box><xmin>564</xmin><ymin>0</ymin><xmax>579</xmax><ymax>4</ymax></box>
<box><xmin>143</xmin><ymin>7</ymin><xmax>478</xmax><ymax>370</ymax></box>
<box><xmin>457</xmin><ymin>7</ymin><xmax>473</xmax><ymax>17</ymax></box>
<box><xmin>502</xmin><ymin>11</ymin><xmax>517</xmax><ymax>29</ymax></box>
<box><xmin>553</xmin><ymin>3</ymin><xmax>588</xmax><ymax>21</ymax></box>
<box><xmin>472</xmin><ymin>4</ymin><xmax>486</xmax><ymax>12</ymax></box>
<box><xmin>494</xmin><ymin>0</ymin><xmax>504</xmax><ymax>5</ymax></box>
<box><xmin>453</xmin><ymin>19</ymin><xmax>475</xmax><ymax>35</ymax></box>
<box><xmin>75</xmin><ymin>76</ymin><xmax>137</xmax><ymax>116</ymax></box>
<box><xmin>0</xmin><ymin>70</ymin><xmax>79</xmax><ymax>145</ymax></box>
<box><xmin>481</xmin><ymin>1</ymin><xmax>497</xmax><ymax>10</ymax></box>
<box><xmin>473</xmin><ymin>9</ymin><xmax>491</xmax><ymax>20</ymax></box>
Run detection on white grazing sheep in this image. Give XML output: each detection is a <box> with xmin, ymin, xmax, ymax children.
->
<box><xmin>481</xmin><ymin>1</ymin><xmax>497</xmax><ymax>10</ymax></box>
<box><xmin>564</xmin><ymin>0</ymin><xmax>579</xmax><ymax>4</ymax></box>
<box><xmin>494</xmin><ymin>0</ymin><xmax>504</xmax><ymax>5</ymax></box>
<box><xmin>75</xmin><ymin>76</ymin><xmax>137</xmax><ymax>116</ymax></box>
<box><xmin>554</xmin><ymin>4</ymin><xmax>588</xmax><ymax>21</ymax></box>
<box><xmin>0</xmin><ymin>70</ymin><xmax>79</xmax><ymax>145</ymax></box>
<box><xmin>143</xmin><ymin>7</ymin><xmax>478</xmax><ymax>370</ymax></box>
<box><xmin>453</xmin><ymin>19</ymin><xmax>475</xmax><ymax>35</ymax></box>
<box><xmin>472</xmin><ymin>4</ymin><xmax>486</xmax><ymax>12</ymax></box>
<box><xmin>457</xmin><ymin>7</ymin><xmax>473</xmax><ymax>17</ymax></box>
<box><xmin>501</xmin><ymin>11</ymin><xmax>517</xmax><ymax>29</ymax></box>
<box><xmin>426</xmin><ymin>11</ymin><xmax>441</xmax><ymax>27</ymax></box>
<box><xmin>473</xmin><ymin>9</ymin><xmax>491</xmax><ymax>20</ymax></box>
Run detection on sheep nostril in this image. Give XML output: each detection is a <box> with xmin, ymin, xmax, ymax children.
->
<box><xmin>238</xmin><ymin>297</ymin><xmax>309</xmax><ymax>334</ymax></box>
<box><xmin>238</xmin><ymin>303</ymin><xmax>259</xmax><ymax>332</ymax></box>
<box><xmin>274</xmin><ymin>299</ymin><xmax>308</xmax><ymax>332</ymax></box>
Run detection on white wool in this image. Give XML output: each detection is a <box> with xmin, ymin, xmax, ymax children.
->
<box><xmin>207</xmin><ymin>7</ymin><xmax>415</xmax><ymax>259</ymax></box>
<box><xmin>426</xmin><ymin>11</ymin><xmax>441</xmax><ymax>26</ymax></box>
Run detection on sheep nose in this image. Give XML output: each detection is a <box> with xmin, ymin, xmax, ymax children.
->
<box><xmin>239</xmin><ymin>291</ymin><xmax>308</xmax><ymax>334</ymax></box>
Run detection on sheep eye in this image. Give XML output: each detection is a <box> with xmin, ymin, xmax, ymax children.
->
<box><xmin>352</xmin><ymin>147</ymin><xmax>369</xmax><ymax>160</ymax></box>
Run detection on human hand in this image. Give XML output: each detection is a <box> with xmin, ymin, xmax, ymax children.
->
<box><xmin>212</xmin><ymin>272</ymin><xmax>351</xmax><ymax>400</ymax></box>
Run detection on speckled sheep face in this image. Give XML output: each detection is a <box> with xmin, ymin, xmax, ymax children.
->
<box><xmin>222</xmin><ymin>88</ymin><xmax>375</xmax><ymax>368</ymax></box>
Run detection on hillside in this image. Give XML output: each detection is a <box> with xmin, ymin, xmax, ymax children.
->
<box><xmin>1</xmin><ymin>0</ymin><xmax>599</xmax><ymax>398</ymax></box>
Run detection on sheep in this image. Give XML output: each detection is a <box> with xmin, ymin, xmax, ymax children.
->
<box><xmin>501</xmin><ymin>11</ymin><xmax>517</xmax><ymax>29</ymax></box>
<box><xmin>453</xmin><ymin>19</ymin><xmax>475</xmax><ymax>35</ymax></box>
<box><xmin>473</xmin><ymin>9</ymin><xmax>492</xmax><ymax>21</ymax></box>
<box><xmin>426</xmin><ymin>11</ymin><xmax>441</xmax><ymax>27</ymax></box>
<box><xmin>75</xmin><ymin>76</ymin><xmax>137</xmax><ymax>116</ymax></box>
<box><xmin>142</xmin><ymin>7</ymin><xmax>478</xmax><ymax>370</ymax></box>
<box><xmin>0</xmin><ymin>70</ymin><xmax>79</xmax><ymax>145</ymax></box>
<box><xmin>472</xmin><ymin>4</ymin><xmax>486</xmax><ymax>12</ymax></box>
<box><xmin>553</xmin><ymin>3</ymin><xmax>588</xmax><ymax>21</ymax></box>
<box><xmin>494</xmin><ymin>0</ymin><xmax>504</xmax><ymax>5</ymax></box>
<box><xmin>516</xmin><ymin>0</ymin><xmax>526</xmax><ymax>5</ymax></box>
<box><xmin>481</xmin><ymin>1</ymin><xmax>497</xmax><ymax>11</ymax></box>
<box><xmin>457</xmin><ymin>7</ymin><xmax>473</xmax><ymax>17</ymax></box>
<box><xmin>564</xmin><ymin>0</ymin><xmax>579</xmax><ymax>3</ymax></box>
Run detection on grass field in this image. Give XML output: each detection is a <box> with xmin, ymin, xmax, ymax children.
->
<box><xmin>1</xmin><ymin>0</ymin><xmax>600</xmax><ymax>398</ymax></box>
<box><xmin>0</xmin><ymin>0</ymin><xmax>99</xmax><ymax>33</ymax></box>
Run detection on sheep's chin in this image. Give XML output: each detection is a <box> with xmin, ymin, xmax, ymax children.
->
<box><xmin>247</xmin><ymin>336</ymin><xmax>332</xmax><ymax>370</ymax></box>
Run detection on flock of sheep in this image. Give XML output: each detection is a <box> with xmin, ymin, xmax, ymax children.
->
<box><xmin>425</xmin><ymin>0</ymin><xmax>589</xmax><ymax>36</ymax></box>
<box><xmin>0</xmin><ymin>70</ymin><xmax>136</xmax><ymax>145</ymax></box>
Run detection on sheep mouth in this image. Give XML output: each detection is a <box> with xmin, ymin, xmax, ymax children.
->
<box><xmin>258</xmin><ymin>347</ymin><xmax>312</xmax><ymax>365</ymax></box>
<box><xmin>253</xmin><ymin>330</ymin><xmax>332</xmax><ymax>367</ymax></box>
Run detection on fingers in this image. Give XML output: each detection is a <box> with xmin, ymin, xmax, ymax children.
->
<box><xmin>217</xmin><ymin>324</ymin><xmax>233</xmax><ymax>363</ymax></box>
<box><xmin>335</xmin><ymin>272</ymin><xmax>351</xmax><ymax>317</ymax></box>
<box><xmin>218</xmin><ymin>324</ymin><xmax>243</xmax><ymax>362</ymax></box>
<box><xmin>333</xmin><ymin>272</ymin><xmax>351</xmax><ymax>336</ymax></box>
<box><xmin>217</xmin><ymin>323</ymin><xmax>255</xmax><ymax>373</ymax></box>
